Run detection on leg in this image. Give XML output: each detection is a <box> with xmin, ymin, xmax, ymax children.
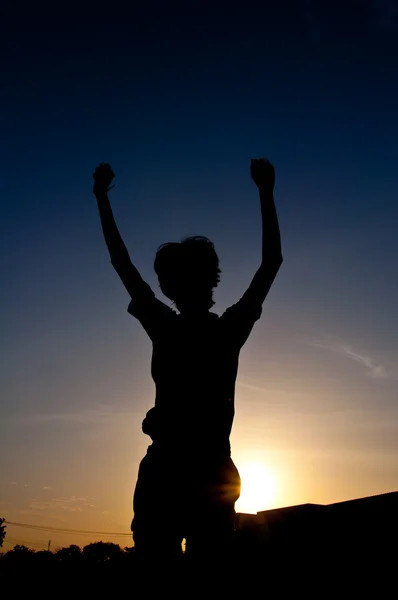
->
<box><xmin>184</xmin><ymin>456</ymin><xmax>241</xmax><ymax>559</ymax></box>
<box><xmin>132</xmin><ymin>449</ymin><xmax>184</xmax><ymax>561</ymax></box>
<box><xmin>185</xmin><ymin>503</ymin><xmax>237</xmax><ymax>559</ymax></box>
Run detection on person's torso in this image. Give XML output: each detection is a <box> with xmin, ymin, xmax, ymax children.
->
<box><xmin>150</xmin><ymin>311</ymin><xmax>241</xmax><ymax>449</ymax></box>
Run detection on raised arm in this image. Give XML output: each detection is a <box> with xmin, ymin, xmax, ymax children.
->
<box><xmin>92</xmin><ymin>163</ymin><xmax>150</xmax><ymax>299</ymax></box>
<box><xmin>241</xmin><ymin>158</ymin><xmax>283</xmax><ymax>306</ymax></box>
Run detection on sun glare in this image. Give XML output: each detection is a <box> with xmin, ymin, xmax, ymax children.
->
<box><xmin>235</xmin><ymin>462</ymin><xmax>277</xmax><ymax>514</ymax></box>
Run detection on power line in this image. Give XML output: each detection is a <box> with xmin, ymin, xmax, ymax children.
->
<box><xmin>3</xmin><ymin>537</ymin><xmax>48</xmax><ymax>549</ymax></box>
<box><xmin>5</xmin><ymin>520</ymin><xmax>132</xmax><ymax>537</ymax></box>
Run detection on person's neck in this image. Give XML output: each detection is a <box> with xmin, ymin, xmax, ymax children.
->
<box><xmin>177</xmin><ymin>303</ymin><xmax>210</xmax><ymax>316</ymax></box>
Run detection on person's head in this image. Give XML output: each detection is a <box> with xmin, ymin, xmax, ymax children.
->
<box><xmin>154</xmin><ymin>236</ymin><xmax>221</xmax><ymax>313</ymax></box>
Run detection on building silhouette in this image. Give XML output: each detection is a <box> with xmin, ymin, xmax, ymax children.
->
<box><xmin>236</xmin><ymin>491</ymin><xmax>398</xmax><ymax>564</ymax></box>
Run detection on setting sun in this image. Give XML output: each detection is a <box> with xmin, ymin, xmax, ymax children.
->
<box><xmin>236</xmin><ymin>462</ymin><xmax>277</xmax><ymax>514</ymax></box>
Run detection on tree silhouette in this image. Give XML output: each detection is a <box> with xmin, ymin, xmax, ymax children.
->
<box><xmin>56</xmin><ymin>544</ymin><xmax>82</xmax><ymax>563</ymax></box>
<box><xmin>9</xmin><ymin>544</ymin><xmax>34</xmax><ymax>554</ymax></box>
<box><xmin>1</xmin><ymin>544</ymin><xmax>35</xmax><ymax>566</ymax></box>
<box><xmin>33</xmin><ymin>549</ymin><xmax>55</xmax><ymax>565</ymax></box>
<box><xmin>82</xmin><ymin>541</ymin><xmax>123</xmax><ymax>563</ymax></box>
<box><xmin>0</xmin><ymin>518</ymin><xmax>5</xmax><ymax>548</ymax></box>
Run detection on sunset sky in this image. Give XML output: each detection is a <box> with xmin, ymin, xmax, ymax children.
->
<box><xmin>1</xmin><ymin>0</ymin><xmax>398</xmax><ymax>551</ymax></box>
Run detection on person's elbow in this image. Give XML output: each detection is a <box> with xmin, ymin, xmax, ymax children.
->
<box><xmin>274</xmin><ymin>249</ymin><xmax>283</xmax><ymax>265</ymax></box>
<box><xmin>261</xmin><ymin>251</ymin><xmax>283</xmax><ymax>273</ymax></box>
<box><xmin>270</xmin><ymin>255</ymin><xmax>283</xmax><ymax>280</ymax></box>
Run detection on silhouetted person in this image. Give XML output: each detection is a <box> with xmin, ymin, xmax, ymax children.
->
<box><xmin>93</xmin><ymin>158</ymin><xmax>282</xmax><ymax>560</ymax></box>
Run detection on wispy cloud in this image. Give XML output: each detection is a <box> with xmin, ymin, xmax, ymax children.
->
<box><xmin>8</xmin><ymin>481</ymin><xmax>17</xmax><ymax>485</ymax></box>
<box><xmin>237</xmin><ymin>379</ymin><xmax>305</xmax><ymax>397</ymax></box>
<box><xmin>42</xmin><ymin>486</ymin><xmax>51</xmax><ymax>491</ymax></box>
<box><xmin>30</xmin><ymin>405</ymin><xmax>113</xmax><ymax>424</ymax></box>
<box><xmin>27</xmin><ymin>496</ymin><xmax>92</xmax><ymax>513</ymax></box>
<box><xmin>311</xmin><ymin>337</ymin><xmax>393</xmax><ymax>380</ymax></box>
<box><xmin>16</xmin><ymin>508</ymin><xmax>68</xmax><ymax>522</ymax></box>
<box><xmin>21</xmin><ymin>404</ymin><xmax>132</xmax><ymax>426</ymax></box>
<box><xmin>238</xmin><ymin>381</ymin><xmax>271</xmax><ymax>394</ymax></box>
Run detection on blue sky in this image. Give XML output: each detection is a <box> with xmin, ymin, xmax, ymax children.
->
<box><xmin>1</xmin><ymin>0</ymin><xmax>398</xmax><ymax>550</ymax></box>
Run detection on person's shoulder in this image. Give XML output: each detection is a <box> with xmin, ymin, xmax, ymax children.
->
<box><xmin>220</xmin><ymin>300</ymin><xmax>262</xmax><ymax>323</ymax></box>
<box><xmin>128</xmin><ymin>295</ymin><xmax>177</xmax><ymax>318</ymax></box>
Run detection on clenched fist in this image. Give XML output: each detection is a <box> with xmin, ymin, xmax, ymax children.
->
<box><xmin>251</xmin><ymin>158</ymin><xmax>275</xmax><ymax>192</ymax></box>
<box><xmin>93</xmin><ymin>163</ymin><xmax>115</xmax><ymax>195</ymax></box>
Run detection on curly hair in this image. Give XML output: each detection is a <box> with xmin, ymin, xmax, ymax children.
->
<box><xmin>154</xmin><ymin>236</ymin><xmax>221</xmax><ymax>309</ymax></box>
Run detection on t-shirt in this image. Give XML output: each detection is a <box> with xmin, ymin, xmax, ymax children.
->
<box><xmin>128</xmin><ymin>282</ymin><xmax>262</xmax><ymax>455</ymax></box>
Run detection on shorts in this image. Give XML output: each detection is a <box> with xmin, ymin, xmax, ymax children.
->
<box><xmin>131</xmin><ymin>444</ymin><xmax>241</xmax><ymax>556</ymax></box>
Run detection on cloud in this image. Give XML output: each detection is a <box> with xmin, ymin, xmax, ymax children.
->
<box><xmin>16</xmin><ymin>508</ymin><xmax>67</xmax><ymax>521</ymax></box>
<box><xmin>310</xmin><ymin>338</ymin><xmax>393</xmax><ymax>380</ymax></box>
<box><xmin>21</xmin><ymin>404</ymin><xmax>134</xmax><ymax>426</ymax></box>
<box><xmin>237</xmin><ymin>379</ymin><xmax>305</xmax><ymax>397</ymax></box>
<box><xmin>42</xmin><ymin>486</ymin><xmax>51</xmax><ymax>491</ymax></box>
<box><xmin>238</xmin><ymin>381</ymin><xmax>271</xmax><ymax>394</ymax></box>
<box><xmin>28</xmin><ymin>496</ymin><xmax>90</xmax><ymax>513</ymax></box>
<box><xmin>8</xmin><ymin>481</ymin><xmax>17</xmax><ymax>485</ymax></box>
<box><xmin>27</xmin><ymin>405</ymin><xmax>114</xmax><ymax>424</ymax></box>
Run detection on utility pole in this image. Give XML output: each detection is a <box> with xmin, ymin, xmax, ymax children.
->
<box><xmin>48</xmin><ymin>539</ymin><xmax>51</xmax><ymax>552</ymax></box>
